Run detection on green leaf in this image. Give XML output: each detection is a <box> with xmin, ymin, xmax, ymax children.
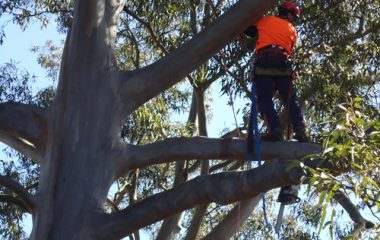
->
<box><xmin>307</xmin><ymin>176</ymin><xmax>318</xmax><ymax>194</ymax></box>
<box><xmin>307</xmin><ymin>167</ymin><xmax>319</xmax><ymax>176</ymax></box>
<box><xmin>318</xmin><ymin>204</ymin><xmax>328</xmax><ymax>234</ymax></box>
<box><xmin>318</xmin><ymin>190</ymin><xmax>327</xmax><ymax>206</ymax></box>
<box><xmin>326</xmin><ymin>184</ymin><xmax>339</xmax><ymax>203</ymax></box>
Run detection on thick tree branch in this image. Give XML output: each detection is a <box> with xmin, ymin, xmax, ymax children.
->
<box><xmin>0</xmin><ymin>102</ymin><xmax>46</xmax><ymax>150</ymax></box>
<box><xmin>204</xmin><ymin>197</ymin><xmax>261</xmax><ymax>240</ymax></box>
<box><xmin>333</xmin><ymin>191</ymin><xmax>375</xmax><ymax>237</ymax></box>
<box><xmin>114</xmin><ymin>137</ymin><xmax>322</xmax><ymax>177</ymax></box>
<box><xmin>92</xmin><ymin>159</ymin><xmax>304</xmax><ymax>240</ymax></box>
<box><xmin>184</xmin><ymin>204</ymin><xmax>208</xmax><ymax>240</ymax></box>
<box><xmin>0</xmin><ymin>175</ymin><xmax>37</xmax><ymax>213</ymax></box>
<box><xmin>0</xmin><ymin>132</ymin><xmax>41</xmax><ymax>163</ymax></box>
<box><xmin>119</xmin><ymin>0</ymin><xmax>277</xmax><ymax>114</ymax></box>
<box><xmin>0</xmin><ymin>194</ymin><xmax>30</xmax><ymax>213</ymax></box>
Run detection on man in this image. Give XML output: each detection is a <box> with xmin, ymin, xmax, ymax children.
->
<box><xmin>244</xmin><ymin>2</ymin><xmax>307</xmax><ymax>205</ymax></box>
<box><xmin>245</xmin><ymin>1</ymin><xmax>309</xmax><ymax>143</ymax></box>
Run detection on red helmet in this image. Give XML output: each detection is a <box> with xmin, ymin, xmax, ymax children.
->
<box><xmin>278</xmin><ymin>2</ymin><xmax>301</xmax><ymax>18</ymax></box>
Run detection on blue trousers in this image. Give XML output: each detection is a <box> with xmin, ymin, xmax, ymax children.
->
<box><xmin>253</xmin><ymin>49</ymin><xmax>305</xmax><ymax>132</ymax></box>
<box><xmin>254</xmin><ymin>74</ymin><xmax>305</xmax><ymax>132</ymax></box>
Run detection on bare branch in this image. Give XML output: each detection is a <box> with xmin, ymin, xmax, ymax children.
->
<box><xmin>156</xmin><ymin>161</ymin><xmax>187</xmax><ymax>240</ymax></box>
<box><xmin>156</xmin><ymin>214</ymin><xmax>183</xmax><ymax>240</ymax></box>
<box><xmin>184</xmin><ymin>204</ymin><xmax>208</xmax><ymax>240</ymax></box>
<box><xmin>204</xmin><ymin>197</ymin><xmax>261</xmax><ymax>240</ymax></box>
<box><xmin>106</xmin><ymin>198</ymin><xmax>119</xmax><ymax>212</ymax></box>
<box><xmin>0</xmin><ymin>132</ymin><xmax>41</xmax><ymax>163</ymax></box>
<box><xmin>119</xmin><ymin>0</ymin><xmax>277</xmax><ymax>114</ymax></box>
<box><xmin>0</xmin><ymin>194</ymin><xmax>29</xmax><ymax>212</ymax></box>
<box><xmin>184</xmin><ymin>141</ymin><xmax>210</xmax><ymax>240</ymax></box>
<box><xmin>114</xmin><ymin>137</ymin><xmax>322</xmax><ymax>177</ymax></box>
<box><xmin>0</xmin><ymin>102</ymin><xmax>47</xmax><ymax>149</ymax></box>
<box><xmin>333</xmin><ymin>191</ymin><xmax>375</xmax><ymax>238</ymax></box>
<box><xmin>0</xmin><ymin>175</ymin><xmax>37</xmax><ymax>213</ymax></box>
<box><xmin>123</xmin><ymin>6</ymin><xmax>168</xmax><ymax>55</ymax></box>
<box><xmin>92</xmin><ymin>159</ymin><xmax>304</xmax><ymax>240</ymax></box>
<box><xmin>332</xmin><ymin>21</ymin><xmax>380</xmax><ymax>46</ymax></box>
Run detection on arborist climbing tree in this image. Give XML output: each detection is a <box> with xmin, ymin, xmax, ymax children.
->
<box><xmin>243</xmin><ymin>1</ymin><xmax>308</xmax><ymax>206</ymax></box>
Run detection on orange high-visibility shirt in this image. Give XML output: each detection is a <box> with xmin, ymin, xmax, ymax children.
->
<box><xmin>254</xmin><ymin>16</ymin><xmax>297</xmax><ymax>55</ymax></box>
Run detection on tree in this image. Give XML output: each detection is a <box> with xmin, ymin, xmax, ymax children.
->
<box><xmin>0</xmin><ymin>0</ymin><xmax>379</xmax><ymax>239</ymax></box>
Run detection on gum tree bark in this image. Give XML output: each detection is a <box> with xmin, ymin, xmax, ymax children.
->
<box><xmin>203</xmin><ymin>197</ymin><xmax>261</xmax><ymax>240</ymax></box>
<box><xmin>183</xmin><ymin>86</ymin><xmax>210</xmax><ymax>240</ymax></box>
<box><xmin>0</xmin><ymin>0</ymin><xmax>331</xmax><ymax>239</ymax></box>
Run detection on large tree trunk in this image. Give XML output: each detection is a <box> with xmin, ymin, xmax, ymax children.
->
<box><xmin>30</xmin><ymin>0</ymin><xmax>124</xmax><ymax>239</ymax></box>
<box><xmin>31</xmin><ymin>58</ymin><xmax>120</xmax><ymax>239</ymax></box>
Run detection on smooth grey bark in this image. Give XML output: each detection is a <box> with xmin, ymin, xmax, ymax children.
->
<box><xmin>0</xmin><ymin>102</ymin><xmax>47</xmax><ymax>149</ymax></box>
<box><xmin>0</xmin><ymin>132</ymin><xmax>41</xmax><ymax>163</ymax></box>
<box><xmin>91</xmin><ymin>159</ymin><xmax>305</xmax><ymax>240</ymax></box>
<box><xmin>30</xmin><ymin>0</ymin><xmax>125</xmax><ymax>239</ymax></box>
<box><xmin>92</xmin><ymin>154</ymin><xmax>368</xmax><ymax>239</ymax></box>
<box><xmin>203</xmin><ymin>197</ymin><xmax>261</xmax><ymax>240</ymax></box>
<box><xmin>117</xmin><ymin>138</ymin><xmax>322</xmax><ymax>175</ymax></box>
<box><xmin>184</xmin><ymin>204</ymin><xmax>208</xmax><ymax>240</ymax></box>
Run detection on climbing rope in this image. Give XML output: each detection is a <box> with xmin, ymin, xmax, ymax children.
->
<box><xmin>248</xmin><ymin>70</ymin><xmax>270</xmax><ymax>227</ymax></box>
<box><xmin>218</xmin><ymin>45</ymin><xmax>271</xmax><ymax>236</ymax></box>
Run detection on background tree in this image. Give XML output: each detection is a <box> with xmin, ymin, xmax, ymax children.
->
<box><xmin>0</xmin><ymin>0</ymin><xmax>379</xmax><ymax>239</ymax></box>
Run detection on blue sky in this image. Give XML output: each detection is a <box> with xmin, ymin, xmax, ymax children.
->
<box><xmin>0</xmin><ymin>17</ymin><xmax>64</xmax><ymax>89</ymax></box>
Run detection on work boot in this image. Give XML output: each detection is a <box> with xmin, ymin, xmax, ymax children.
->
<box><xmin>261</xmin><ymin>129</ymin><xmax>283</xmax><ymax>141</ymax></box>
<box><xmin>277</xmin><ymin>185</ymin><xmax>300</xmax><ymax>205</ymax></box>
<box><xmin>294</xmin><ymin>127</ymin><xmax>310</xmax><ymax>142</ymax></box>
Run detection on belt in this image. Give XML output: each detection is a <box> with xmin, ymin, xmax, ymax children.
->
<box><xmin>254</xmin><ymin>66</ymin><xmax>293</xmax><ymax>76</ymax></box>
<box><xmin>257</xmin><ymin>45</ymin><xmax>289</xmax><ymax>55</ymax></box>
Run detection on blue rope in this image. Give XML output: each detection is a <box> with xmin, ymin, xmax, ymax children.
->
<box><xmin>249</xmin><ymin>74</ymin><xmax>270</xmax><ymax>228</ymax></box>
